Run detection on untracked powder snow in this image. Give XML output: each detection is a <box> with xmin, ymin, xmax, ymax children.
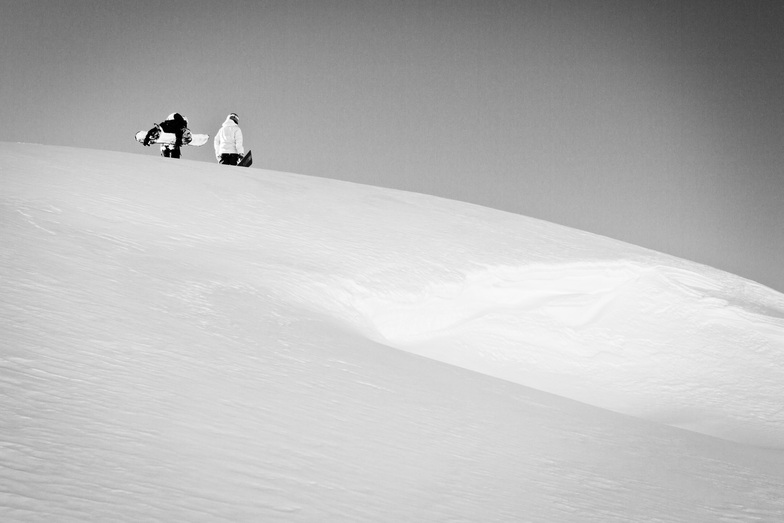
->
<box><xmin>2</xmin><ymin>143</ymin><xmax>783</xmax><ymax>522</ymax></box>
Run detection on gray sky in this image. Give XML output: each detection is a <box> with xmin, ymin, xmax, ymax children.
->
<box><xmin>2</xmin><ymin>0</ymin><xmax>783</xmax><ymax>291</ymax></box>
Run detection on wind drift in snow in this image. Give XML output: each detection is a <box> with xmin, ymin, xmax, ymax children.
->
<box><xmin>264</xmin><ymin>195</ymin><xmax>784</xmax><ymax>447</ymax></box>
<box><xmin>303</xmin><ymin>255</ymin><xmax>784</xmax><ymax>448</ymax></box>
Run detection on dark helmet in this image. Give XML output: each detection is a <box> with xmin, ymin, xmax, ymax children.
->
<box><xmin>229</xmin><ymin>113</ymin><xmax>239</xmax><ymax>124</ymax></box>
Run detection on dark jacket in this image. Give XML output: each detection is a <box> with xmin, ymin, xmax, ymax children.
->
<box><xmin>159</xmin><ymin>113</ymin><xmax>189</xmax><ymax>146</ymax></box>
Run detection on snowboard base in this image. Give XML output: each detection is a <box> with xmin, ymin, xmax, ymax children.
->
<box><xmin>135</xmin><ymin>130</ymin><xmax>209</xmax><ymax>147</ymax></box>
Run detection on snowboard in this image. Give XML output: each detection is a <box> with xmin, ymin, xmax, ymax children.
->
<box><xmin>238</xmin><ymin>150</ymin><xmax>253</xmax><ymax>167</ymax></box>
<box><xmin>135</xmin><ymin>130</ymin><xmax>209</xmax><ymax>147</ymax></box>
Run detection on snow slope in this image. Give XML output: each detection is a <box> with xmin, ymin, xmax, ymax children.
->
<box><xmin>2</xmin><ymin>143</ymin><xmax>783</xmax><ymax>521</ymax></box>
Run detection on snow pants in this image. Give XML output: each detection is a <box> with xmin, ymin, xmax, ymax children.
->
<box><xmin>219</xmin><ymin>153</ymin><xmax>240</xmax><ymax>165</ymax></box>
<box><xmin>161</xmin><ymin>145</ymin><xmax>181</xmax><ymax>159</ymax></box>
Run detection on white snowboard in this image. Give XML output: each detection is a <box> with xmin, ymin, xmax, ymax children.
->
<box><xmin>135</xmin><ymin>130</ymin><xmax>209</xmax><ymax>147</ymax></box>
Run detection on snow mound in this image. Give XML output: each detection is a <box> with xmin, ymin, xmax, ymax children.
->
<box><xmin>3</xmin><ymin>144</ymin><xmax>784</xmax><ymax>521</ymax></box>
<box><xmin>4</xmin><ymin>143</ymin><xmax>784</xmax><ymax>449</ymax></box>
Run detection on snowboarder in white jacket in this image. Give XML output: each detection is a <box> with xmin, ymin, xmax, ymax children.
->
<box><xmin>214</xmin><ymin>113</ymin><xmax>244</xmax><ymax>165</ymax></box>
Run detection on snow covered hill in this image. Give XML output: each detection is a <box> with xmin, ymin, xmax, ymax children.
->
<box><xmin>2</xmin><ymin>143</ymin><xmax>783</xmax><ymax>521</ymax></box>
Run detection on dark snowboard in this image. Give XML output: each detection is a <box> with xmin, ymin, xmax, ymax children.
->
<box><xmin>238</xmin><ymin>150</ymin><xmax>253</xmax><ymax>167</ymax></box>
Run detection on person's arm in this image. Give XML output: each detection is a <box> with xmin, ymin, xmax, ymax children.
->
<box><xmin>235</xmin><ymin>128</ymin><xmax>244</xmax><ymax>156</ymax></box>
<box><xmin>214</xmin><ymin>131</ymin><xmax>221</xmax><ymax>160</ymax></box>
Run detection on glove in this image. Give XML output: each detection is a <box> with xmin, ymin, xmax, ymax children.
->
<box><xmin>142</xmin><ymin>124</ymin><xmax>159</xmax><ymax>146</ymax></box>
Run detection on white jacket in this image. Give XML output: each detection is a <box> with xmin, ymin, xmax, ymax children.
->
<box><xmin>214</xmin><ymin>117</ymin><xmax>244</xmax><ymax>159</ymax></box>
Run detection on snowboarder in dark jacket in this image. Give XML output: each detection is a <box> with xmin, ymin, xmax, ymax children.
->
<box><xmin>143</xmin><ymin>113</ymin><xmax>192</xmax><ymax>158</ymax></box>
